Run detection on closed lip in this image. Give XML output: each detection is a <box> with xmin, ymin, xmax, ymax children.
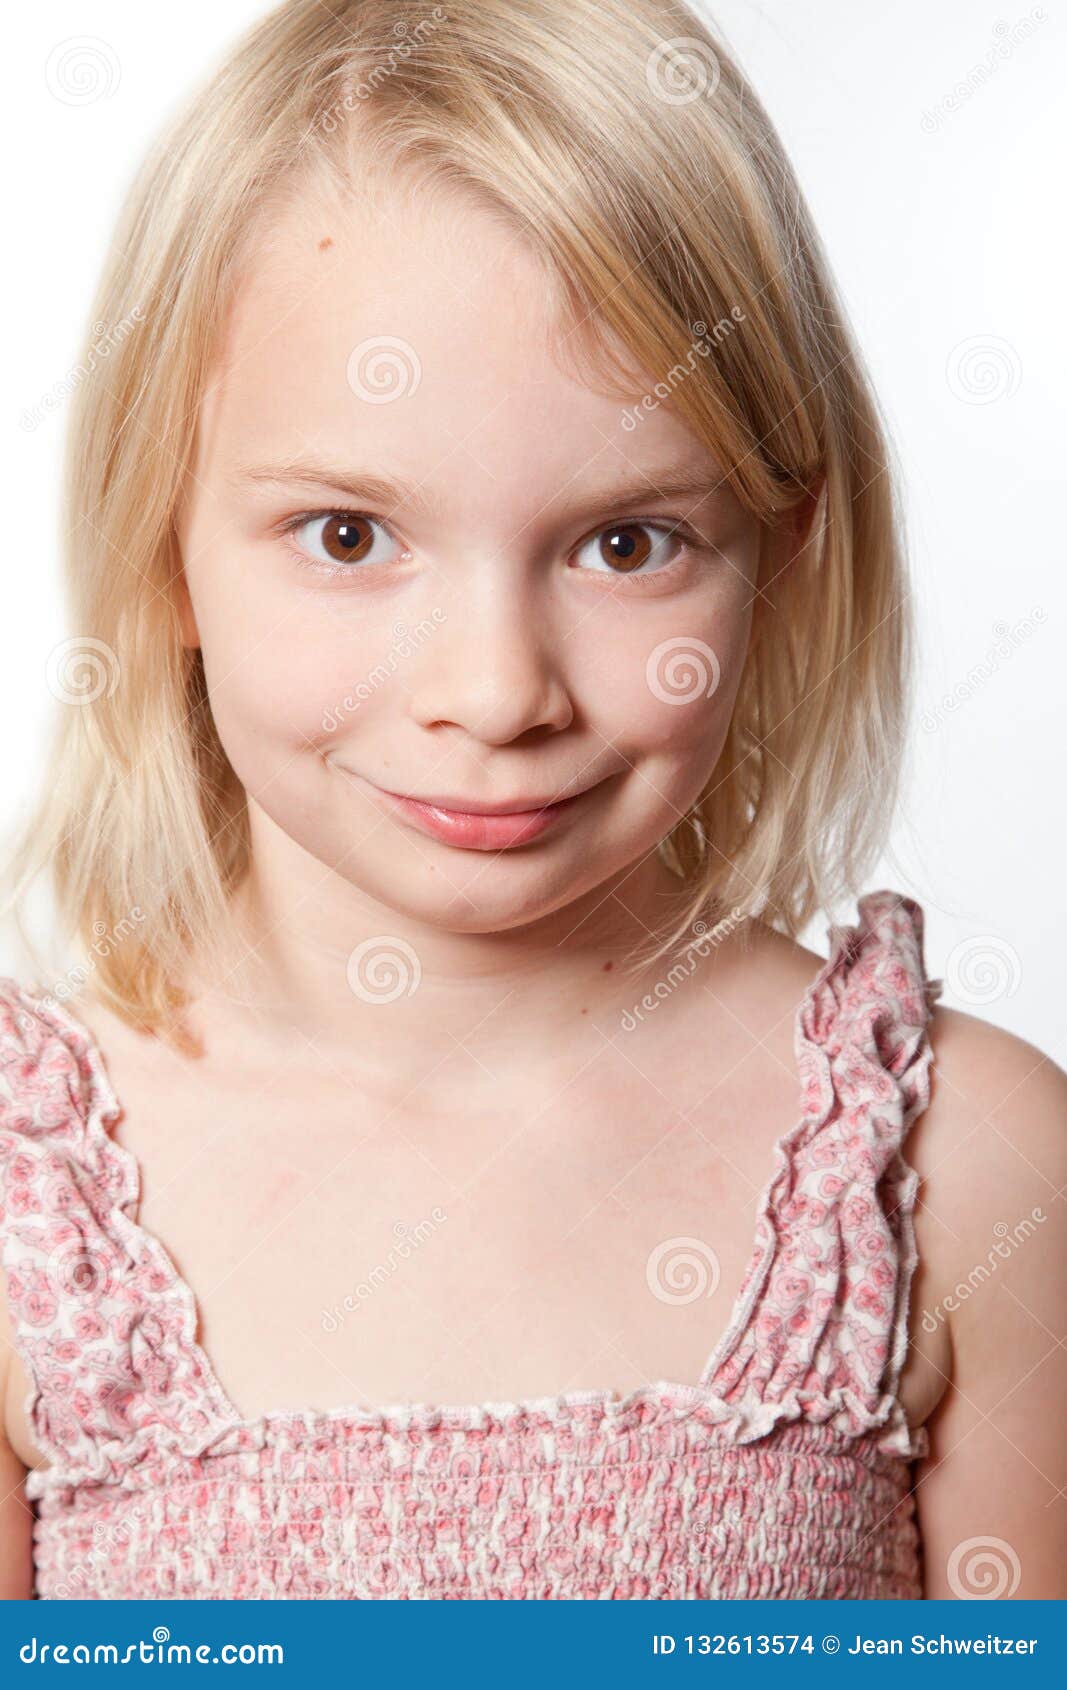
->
<box><xmin>378</xmin><ymin>780</ymin><xmax>603</xmax><ymax>815</ymax></box>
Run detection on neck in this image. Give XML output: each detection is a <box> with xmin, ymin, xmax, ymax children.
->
<box><xmin>179</xmin><ymin>819</ymin><xmax>738</xmax><ymax>1090</ymax></box>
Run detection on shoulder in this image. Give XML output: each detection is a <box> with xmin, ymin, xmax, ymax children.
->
<box><xmin>0</xmin><ymin>973</ymin><xmax>112</xmax><ymax>1243</ymax></box>
<box><xmin>0</xmin><ymin>975</ymin><xmax>59</xmax><ymax>1124</ymax></box>
<box><xmin>0</xmin><ymin>977</ymin><xmax>57</xmax><ymax>1467</ymax></box>
<box><xmin>909</xmin><ymin>1003</ymin><xmax>1067</xmax><ymax>1596</ymax></box>
<box><xmin>909</xmin><ymin>1000</ymin><xmax>1066</xmax><ymax>1445</ymax></box>
<box><xmin>0</xmin><ymin>971</ymin><xmax>84</xmax><ymax>1063</ymax></box>
<box><xmin>0</xmin><ymin>978</ymin><xmax>127</xmax><ymax>1466</ymax></box>
<box><xmin>718</xmin><ymin>886</ymin><xmax>932</xmax><ymax>1050</ymax></box>
<box><xmin>0</xmin><ymin>973</ymin><xmax>50</xmax><ymax>1053</ymax></box>
<box><xmin>749</xmin><ymin>891</ymin><xmax>1066</xmax><ymax>1319</ymax></box>
<box><xmin>919</xmin><ymin>1004</ymin><xmax>1066</xmax><ymax>1304</ymax></box>
<box><xmin>924</xmin><ymin>1003</ymin><xmax>1066</xmax><ymax>1225</ymax></box>
<box><xmin>0</xmin><ymin>975</ymin><xmax>93</xmax><ymax>1136</ymax></box>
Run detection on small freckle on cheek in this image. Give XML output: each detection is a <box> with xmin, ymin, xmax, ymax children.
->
<box><xmin>318</xmin><ymin>236</ymin><xmax>334</xmax><ymax>252</ymax></box>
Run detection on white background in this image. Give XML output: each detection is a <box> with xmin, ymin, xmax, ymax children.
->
<box><xmin>3</xmin><ymin>1</ymin><xmax>1064</xmax><ymax>1061</ymax></box>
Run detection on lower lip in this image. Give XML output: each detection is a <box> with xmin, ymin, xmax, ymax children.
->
<box><xmin>344</xmin><ymin>771</ymin><xmax>593</xmax><ymax>850</ymax></box>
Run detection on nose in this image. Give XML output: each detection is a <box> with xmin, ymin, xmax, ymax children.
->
<box><xmin>408</xmin><ymin>574</ymin><xmax>572</xmax><ymax>744</ymax></box>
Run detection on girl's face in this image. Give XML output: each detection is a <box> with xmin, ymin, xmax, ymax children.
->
<box><xmin>176</xmin><ymin>170</ymin><xmax>782</xmax><ymax>934</ymax></box>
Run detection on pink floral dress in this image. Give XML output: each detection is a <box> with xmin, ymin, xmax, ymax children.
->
<box><xmin>0</xmin><ymin>889</ymin><xmax>942</xmax><ymax>1599</ymax></box>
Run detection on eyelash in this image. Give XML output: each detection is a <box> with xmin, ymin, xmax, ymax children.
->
<box><xmin>277</xmin><ymin>508</ymin><xmax>713</xmax><ymax>582</ymax></box>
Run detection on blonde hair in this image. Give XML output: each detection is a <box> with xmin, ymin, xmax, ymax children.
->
<box><xmin>3</xmin><ymin>0</ymin><xmax>914</xmax><ymax>1046</ymax></box>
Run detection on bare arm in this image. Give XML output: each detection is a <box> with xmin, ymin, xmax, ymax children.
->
<box><xmin>0</xmin><ymin>1265</ymin><xmax>33</xmax><ymax>1599</ymax></box>
<box><xmin>914</xmin><ymin>1008</ymin><xmax>1067</xmax><ymax>1599</ymax></box>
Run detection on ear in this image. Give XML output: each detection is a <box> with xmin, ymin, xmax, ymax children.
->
<box><xmin>791</xmin><ymin>477</ymin><xmax>824</xmax><ymax>550</ymax></box>
<box><xmin>173</xmin><ymin>563</ymin><xmax>200</xmax><ymax>650</ymax></box>
<box><xmin>765</xmin><ymin>478</ymin><xmax>824</xmax><ymax>577</ymax></box>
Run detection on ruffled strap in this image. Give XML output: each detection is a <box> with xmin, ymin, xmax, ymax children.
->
<box><xmin>0</xmin><ymin>978</ymin><xmax>234</xmax><ymax>1488</ymax></box>
<box><xmin>704</xmin><ymin>890</ymin><xmax>943</xmax><ymax>1458</ymax></box>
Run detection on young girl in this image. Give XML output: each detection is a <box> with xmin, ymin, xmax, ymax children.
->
<box><xmin>1</xmin><ymin>0</ymin><xmax>1063</xmax><ymax>1603</ymax></box>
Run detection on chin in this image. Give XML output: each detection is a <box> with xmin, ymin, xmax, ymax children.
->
<box><xmin>340</xmin><ymin>860</ymin><xmax>606</xmax><ymax>934</ymax></box>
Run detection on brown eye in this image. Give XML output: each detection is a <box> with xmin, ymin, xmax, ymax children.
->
<box><xmin>574</xmin><ymin>522</ymin><xmax>681</xmax><ymax>577</ymax></box>
<box><xmin>319</xmin><ymin>514</ymin><xmax>374</xmax><ymax>563</ymax></box>
<box><xmin>601</xmin><ymin>525</ymin><xmax>652</xmax><ymax>572</ymax></box>
<box><xmin>289</xmin><ymin>511</ymin><xmax>396</xmax><ymax>570</ymax></box>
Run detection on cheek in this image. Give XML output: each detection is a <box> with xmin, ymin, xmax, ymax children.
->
<box><xmin>578</xmin><ymin>592</ymin><xmax>752</xmax><ymax>758</ymax></box>
<box><xmin>191</xmin><ymin>596</ymin><xmax>376</xmax><ymax>781</ymax></box>
<box><xmin>184</xmin><ymin>538</ymin><xmax>395</xmax><ymax>754</ymax></box>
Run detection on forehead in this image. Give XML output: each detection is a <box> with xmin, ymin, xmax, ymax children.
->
<box><xmin>196</xmin><ymin>166</ymin><xmax>719</xmax><ymax>497</ymax></box>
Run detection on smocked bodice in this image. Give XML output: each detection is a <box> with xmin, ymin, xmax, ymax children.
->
<box><xmin>0</xmin><ymin>890</ymin><xmax>942</xmax><ymax>1599</ymax></box>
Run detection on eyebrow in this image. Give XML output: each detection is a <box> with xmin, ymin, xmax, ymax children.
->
<box><xmin>227</xmin><ymin>457</ymin><xmax>731</xmax><ymax>520</ymax></box>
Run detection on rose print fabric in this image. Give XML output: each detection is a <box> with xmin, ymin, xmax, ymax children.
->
<box><xmin>0</xmin><ymin>889</ymin><xmax>942</xmax><ymax>1599</ymax></box>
